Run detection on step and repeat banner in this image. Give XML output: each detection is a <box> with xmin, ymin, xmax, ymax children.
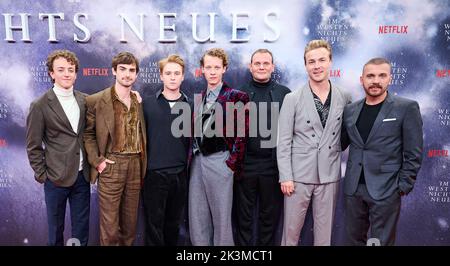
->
<box><xmin>0</xmin><ymin>0</ymin><xmax>449</xmax><ymax>245</ymax></box>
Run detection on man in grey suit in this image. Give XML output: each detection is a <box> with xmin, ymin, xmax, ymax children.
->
<box><xmin>277</xmin><ymin>40</ymin><xmax>351</xmax><ymax>246</ymax></box>
<box><xmin>26</xmin><ymin>50</ymin><xmax>90</xmax><ymax>246</ymax></box>
<box><xmin>341</xmin><ymin>58</ymin><xmax>423</xmax><ymax>246</ymax></box>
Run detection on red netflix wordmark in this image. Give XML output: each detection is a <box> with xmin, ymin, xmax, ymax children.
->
<box><xmin>82</xmin><ymin>68</ymin><xmax>109</xmax><ymax>76</ymax></box>
<box><xmin>330</xmin><ymin>69</ymin><xmax>341</xmax><ymax>77</ymax></box>
<box><xmin>436</xmin><ymin>70</ymin><xmax>450</xmax><ymax>78</ymax></box>
<box><xmin>378</xmin><ymin>25</ymin><xmax>408</xmax><ymax>34</ymax></box>
<box><xmin>195</xmin><ymin>68</ymin><xmax>203</xmax><ymax>78</ymax></box>
<box><xmin>427</xmin><ymin>150</ymin><xmax>449</xmax><ymax>157</ymax></box>
<box><xmin>0</xmin><ymin>139</ymin><xmax>7</xmax><ymax>147</ymax></box>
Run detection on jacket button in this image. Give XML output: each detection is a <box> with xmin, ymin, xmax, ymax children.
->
<box><xmin>76</xmin><ymin>152</ymin><xmax>80</xmax><ymax>155</ymax></box>
<box><xmin>307</xmin><ymin>120</ymin><xmax>310</xmax><ymax>123</ymax></box>
<box><xmin>329</xmin><ymin>146</ymin><xmax>331</xmax><ymax>149</ymax></box>
<box><xmin>312</xmin><ymin>134</ymin><xmax>315</xmax><ymax>137</ymax></box>
<box><xmin>358</xmin><ymin>163</ymin><xmax>362</xmax><ymax>166</ymax></box>
<box><xmin>332</xmin><ymin>132</ymin><xmax>335</xmax><ymax>135</ymax></box>
<box><xmin>337</xmin><ymin>117</ymin><xmax>340</xmax><ymax>120</ymax></box>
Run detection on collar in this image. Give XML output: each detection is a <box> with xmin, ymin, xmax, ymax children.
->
<box><xmin>156</xmin><ymin>88</ymin><xmax>187</xmax><ymax>102</ymax></box>
<box><xmin>206</xmin><ymin>82</ymin><xmax>222</xmax><ymax>98</ymax></box>
<box><xmin>309</xmin><ymin>80</ymin><xmax>332</xmax><ymax>93</ymax></box>
<box><xmin>111</xmin><ymin>86</ymin><xmax>137</xmax><ymax>102</ymax></box>
<box><xmin>251</xmin><ymin>79</ymin><xmax>273</xmax><ymax>88</ymax></box>
<box><xmin>52</xmin><ymin>84</ymin><xmax>74</xmax><ymax>97</ymax></box>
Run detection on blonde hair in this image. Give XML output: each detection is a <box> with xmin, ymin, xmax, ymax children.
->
<box><xmin>159</xmin><ymin>54</ymin><xmax>185</xmax><ymax>74</ymax></box>
<box><xmin>304</xmin><ymin>39</ymin><xmax>332</xmax><ymax>64</ymax></box>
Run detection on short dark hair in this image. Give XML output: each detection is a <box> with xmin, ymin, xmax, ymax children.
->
<box><xmin>46</xmin><ymin>50</ymin><xmax>79</xmax><ymax>82</ymax></box>
<box><xmin>112</xmin><ymin>52</ymin><xmax>140</xmax><ymax>73</ymax></box>
<box><xmin>363</xmin><ymin>57</ymin><xmax>392</xmax><ymax>73</ymax></box>
<box><xmin>251</xmin><ymin>49</ymin><xmax>273</xmax><ymax>63</ymax></box>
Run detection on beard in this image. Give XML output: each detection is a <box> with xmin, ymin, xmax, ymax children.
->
<box><xmin>365</xmin><ymin>84</ymin><xmax>386</xmax><ymax>97</ymax></box>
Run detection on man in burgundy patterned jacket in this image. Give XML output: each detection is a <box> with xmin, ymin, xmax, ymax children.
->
<box><xmin>188</xmin><ymin>48</ymin><xmax>249</xmax><ymax>246</ymax></box>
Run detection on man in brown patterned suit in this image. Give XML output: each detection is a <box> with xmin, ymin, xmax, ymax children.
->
<box><xmin>84</xmin><ymin>52</ymin><xmax>146</xmax><ymax>246</ymax></box>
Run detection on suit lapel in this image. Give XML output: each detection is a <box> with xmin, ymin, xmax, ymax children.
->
<box><xmin>350</xmin><ymin>99</ymin><xmax>365</xmax><ymax>146</ymax></box>
<box><xmin>98</xmin><ymin>87</ymin><xmax>115</xmax><ymax>141</ymax></box>
<box><xmin>138</xmin><ymin>100</ymin><xmax>146</xmax><ymax>149</ymax></box>
<box><xmin>365</xmin><ymin>93</ymin><xmax>394</xmax><ymax>144</ymax></box>
<box><xmin>304</xmin><ymin>85</ymin><xmax>323</xmax><ymax>139</ymax></box>
<box><xmin>215</xmin><ymin>83</ymin><xmax>228</xmax><ymax>133</ymax></box>
<box><xmin>319</xmin><ymin>86</ymin><xmax>337</xmax><ymax>148</ymax></box>
<box><xmin>47</xmin><ymin>89</ymin><xmax>75</xmax><ymax>134</ymax></box>
<box><xmin>216</xmin><ymin>82</ymin><xmax>228</xmax><ymax>106</ymax></box>
<box><xmin>74</xmin><ymin>91</ymin><xmax>85</xmax><ymax>134</ymax></box>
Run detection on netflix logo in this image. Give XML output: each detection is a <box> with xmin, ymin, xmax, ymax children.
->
<box><xmin>0</xmin><ymin>138</ymin><xmax>7</xmax><ymax>148</ymax></box>
<box><xmin>378</xmin><ymin>25</ymin><xmax>408</xmax><ymax>34</ymax></box>
<box><xmin>194</xmin><ymin>68</ymin><xmax>203</xmax><ymax>78</ymax></box>
<box><xmin>82</xmin><ymin>68</ymin><xmax>109</xmax><ymax>76</ymax></box>
<box><xmin>330</xmin><ymin>69</ymin><xmax>341</xmax><ymax>78</ymax></box>
<box><xmin>436</xmin><ymin>69</ymin><xmax>450</xmax><ymax>78</ymax></box>
<box><xmin>428</xmin><ymin>150</ymin><xmax>449</xmax><ymax>158</ymax></box>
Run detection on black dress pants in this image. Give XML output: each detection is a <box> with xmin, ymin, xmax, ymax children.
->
<box><xmin>235</xmin><ymin>172</ymin><xmax>282</xmax><ymax>246</ymax></box>
<box><xmin>142</xmin><ymin>169</ymin><xmax>187</xmax><ymax>246</ymax></box>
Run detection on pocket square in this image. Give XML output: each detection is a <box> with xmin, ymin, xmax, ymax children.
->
<box><xmin>383</xmin><ymin>118</ymin><xmax>397</xmax><ymax>122</ymax></box>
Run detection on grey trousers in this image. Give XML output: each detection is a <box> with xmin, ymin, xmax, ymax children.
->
<box><xmin>345</xmin><ymin>183</ymin><xmax>401</xmax><ymax>246</ymax></box>
<box><xmin>188</xmin><ymin>151</ymin><xmax>235</xmax><ymax>246</ymax></box>
<box><xmin>281</xmin><ymin>181</ymin><xmax>339</xmax><ymax>246</ymax></box>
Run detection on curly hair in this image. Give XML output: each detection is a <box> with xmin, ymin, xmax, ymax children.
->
<box><xmin>200</xmin><ymin>48</ymin><xmax>228</xmax><ymax>68</ymax></box>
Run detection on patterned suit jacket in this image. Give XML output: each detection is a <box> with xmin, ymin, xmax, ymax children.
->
<box><xmin>189</xmin><ymin>82</ymin><xmax>250</xmax><ymax>179</ymax></box>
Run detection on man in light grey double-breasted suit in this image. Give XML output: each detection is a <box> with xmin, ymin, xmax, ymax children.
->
<box><xmin>277</xmin><ymin>40</ymin><xmax>351</xmax><ymax>246</ymax></box>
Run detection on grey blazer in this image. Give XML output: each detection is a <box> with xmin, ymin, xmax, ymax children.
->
<box><xmin>341</xmin><ymin>92</ymin><xmax>423</xmax><ymax>200</ymax></box>
<box><xmin>26</xmin><ymin>89</ymin><xmax>89</xmax><ymax>187</ymax></box>
<box><xmin>277</xmin><ymin>83</ymin><xmax>352</xmax><ymax>184</ymax></box>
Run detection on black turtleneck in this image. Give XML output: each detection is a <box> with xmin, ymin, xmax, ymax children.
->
<box><xmin>247</xmin><ymin>79</ymin><xmax>273</xmax><ymax>157</ymax></box>
<box><xmin>239</xmin><ymin>79</ymin><xmax>291</xmax><ymax>175</ymax></box>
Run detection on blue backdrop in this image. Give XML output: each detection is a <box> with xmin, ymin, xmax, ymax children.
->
<box><xmin>0</xmin><ymin>0</ymin><xmax>449</xmax><ymax>245</ymax></box>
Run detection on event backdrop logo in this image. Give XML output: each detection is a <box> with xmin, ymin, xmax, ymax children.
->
<box><xmin>428</xmin><ymin>180</ymin><xmax>450</xmax><ymax>203</ymax></box>
<box><xmin>0</xmin><ymin>102</ymin><xmax>8</xmax><ymax>120</ymax></box>
<box><xmin>0</xmin><ymin>0</ymin><xmax>449</xmax><ymax>246</ymax></box>
<box><xmin>140</xmin><ymin>61</ymin><xmax>162</xmax><ymax>85</ymax></box>
<box><xmin>0</xmin><ymin>167</ymin><xmax>12</xmax><ymax>189</ymax></box>
<box><xmin>30</xmin><ymin>61</ymin><xmax>51</xmax><ymax>84</ymax></box>
<box><xmin>438</xmin><ymin>108</ymin><xmax>450</xmax><ymax>126</ymax></box>
<box><xmin>445</xmin><ymin>23</ymin><xmax>449</xmax><ymax>42</ymax></box>
<box><xmin>390</xmin><ymin>61</ymin><xmax>408</xmax><ymax>86</ymax></box>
